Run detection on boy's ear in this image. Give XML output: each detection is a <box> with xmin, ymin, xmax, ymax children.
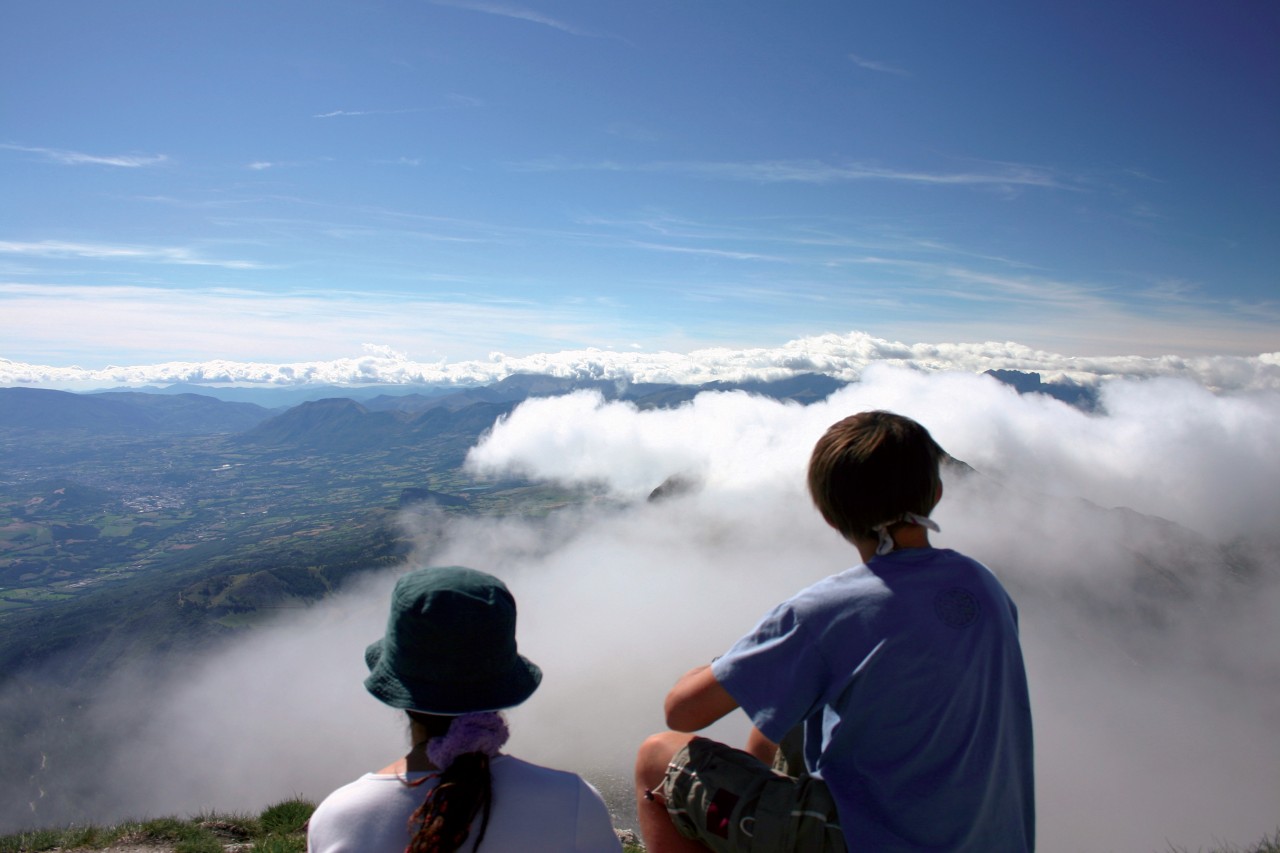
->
<box><xmin>935</xmin><ymin>482</ymin><xmax>944</xmax><ymax>506</ymax></box>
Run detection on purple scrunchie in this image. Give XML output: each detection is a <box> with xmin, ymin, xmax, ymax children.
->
<box><xmin>427</xmin><ymin>712</ymin><xmax>509</xmax><ymax>771</ymax></box>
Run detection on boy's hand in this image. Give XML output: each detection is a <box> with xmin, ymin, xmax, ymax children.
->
<box><xmin>664</xmin><ymin>664</ymin><xmax>740</xmax><ymax>732</ymax></box>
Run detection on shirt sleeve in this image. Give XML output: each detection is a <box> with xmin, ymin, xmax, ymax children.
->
<box><xmin>710</xmin><ymin>599</ymin><xmax>831</xmax><ymax>744</ymax></box>
<box><xmin>306</xmin><ymin>777</ymin><xmax>414</xmax><ymax>853</ymax></box>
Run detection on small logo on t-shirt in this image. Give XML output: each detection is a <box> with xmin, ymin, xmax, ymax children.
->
<box><xmin>935</xmin><ymin>588</ymin><xmax>981</xmax><ymax>628</ymax></box>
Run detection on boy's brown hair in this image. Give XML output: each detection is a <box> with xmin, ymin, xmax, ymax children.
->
<box><xmin>808</xmin><ymin>410</ymin><xmax>945</xmax><ymax>541</ymax></box>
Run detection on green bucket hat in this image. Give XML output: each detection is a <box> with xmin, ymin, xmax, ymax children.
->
<box><xmin>363</xmin><ymin>566</ymin><xmax>542</xmax><ymax>715</ymax></box>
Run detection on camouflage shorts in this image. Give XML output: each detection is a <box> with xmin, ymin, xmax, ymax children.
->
<box><xmin>657</xmin><ymin>736</ymin><xmax>846</xmax><ymax>853</ymax></box>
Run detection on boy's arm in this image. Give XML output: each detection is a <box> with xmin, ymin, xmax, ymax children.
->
<box><xmin>664</xmin><ymin>664</ymin><xmax>740</xmax><ymax>732</ymax></box>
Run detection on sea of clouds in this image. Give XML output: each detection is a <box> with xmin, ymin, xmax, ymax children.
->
<box><xmin>3</xmin><ymin>330</ymin><xmax>1280</xmax><ymax>393</ymax></box>
<box><xmin>3</xmin><ymin>362</ymin><xmax>1279</xmax><ymax>850</ymax></box>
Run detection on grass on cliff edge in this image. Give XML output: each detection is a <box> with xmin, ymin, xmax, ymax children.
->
<box><xmin>0</xmin><ymin>799</ymin><xmax>316</xmax><ymax>853</ymax></box>
<box><xmin>0</xmin><ymin>800</ymin><xmax>1273</xmax><ymax>853</ymax></box>
<box><xmin>0</xmin><ymin>798</ymin><xmax>647</xmax><ymax>853</ymax></box>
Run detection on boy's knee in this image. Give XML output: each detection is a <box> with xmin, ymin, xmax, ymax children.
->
<box><xmin>635</xmin><ymin>731</ymin><xmax>694</xmax><ymax>787</ymax></box>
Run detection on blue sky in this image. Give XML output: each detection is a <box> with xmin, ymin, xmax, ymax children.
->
<box><xmin>2</xmin><ymin>0</ymin><xmax>1277</xmax><ymax>384</ymax></box>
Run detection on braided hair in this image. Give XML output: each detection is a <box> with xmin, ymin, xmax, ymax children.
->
<box><xmin>404</xmin><ymin>712</ymin><xmax>505</xmax><ymax>853</ymax></box>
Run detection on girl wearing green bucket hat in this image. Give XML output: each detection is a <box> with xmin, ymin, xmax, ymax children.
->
<box><xmin>307</xmin><ymin>566</ymin><xmax>621</xmax><ymax>853</ymax></box>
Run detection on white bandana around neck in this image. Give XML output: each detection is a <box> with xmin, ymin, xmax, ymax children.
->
<box><xmin>873</xmin><ymin>513</ymin><xmax>940</xmax><ymax>555</ymax></box>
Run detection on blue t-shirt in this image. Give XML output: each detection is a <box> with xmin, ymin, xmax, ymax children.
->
<box><xmin>711</xmin><ymin>548</ymin><xmax>1034</xmax><ymax>851</ymax></box>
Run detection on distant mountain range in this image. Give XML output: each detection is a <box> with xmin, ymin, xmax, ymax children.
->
<box><xmin>0</xmin><ymin>387</ymin><xmax>271</xmax><ymax>434</ymax></box>
<box><xmin>1</xmin><ymin>369</ymin><xmax>1094</xmax><ymax>440</ymax></box>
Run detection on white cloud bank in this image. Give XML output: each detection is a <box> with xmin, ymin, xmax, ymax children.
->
<box><xmin>3</xmin><ymin>331</ymin><xmax>1280</xmax><ymax>393</ymax></box>
<box><xmin>4</xmin><ymin>367</ymin><xmax>1277</xmax><ymax>850</ymax></box>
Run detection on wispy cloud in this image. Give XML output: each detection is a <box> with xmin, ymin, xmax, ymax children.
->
<box><xmin>695</xmin><ymin>159</ymin><xmax>1066</xmax><ymax>189</ymax></box>
<box><xmin>625</xmin><ymin>241</ymin><xmax>784</xmax><ymax>262</ymax></box>
<box><xmin>1136</xmin><ymin>279</ymin><xmax>1278</xmax><ymax>322</ymax></box>
<box><xmin>202</xmin><ymin>205</ymin><xmax>511</xmax><ymax>246</ymax></box>
<box><xmin>848</xmin><ymin>52</ymin><xmax>910</xmax><ymax>77</ymax></box>
<box><xmin>312</xmin><ymin>108</ymin><xmax>421</xmax><ymax>119</ymax></box>
<box><xmin>603</xmin><ymin>121</ymin><xmax>662</xmax><ymax>142</ymax></box>
<box><xmin>847</xmin><ymin>255</ymin><xmax>1109</xmax><ymax>309</ymax></box>
<box><xmin>511</xmin><ymin>157</ymin><xmax>1070</xmax><ymax>191</ymax></box>
<box><xmin>0</xmin><ymin>284</ymin><xmax>616</xmax><ymax>373</ymax></box>
<box><xmin>430</xmin><ymin>0</ymin><xmax>606</xmax><ymax>38</ymax></box>
<box><xmin>0</xmin><ymin>240</ymin><xmax>264</xmax><ymax>270</ymax></box>
<box><xmin>445</xmin><ymin>93</ymin><xmax>485</xmax><ymax>108</ymax></box>
<box><xmin>244</xmin><ymin>157</ymin><xmax>333</xmax><ymax>171</ymax></box>
<box><xmin>1141</xmin><ymin>278</ymin><xmax>1204</xmax><ymax>303</ymax></box>
<box><xmin>1</xmin><ymin>144</ymin><xmax>168</xmax><ymax>168</ymax></box>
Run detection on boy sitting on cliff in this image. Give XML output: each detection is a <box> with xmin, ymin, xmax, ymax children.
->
<box><xmin>635</xmin><ymin>410</ymin><xmax>1035</xmax><ymax>852</ymax></box>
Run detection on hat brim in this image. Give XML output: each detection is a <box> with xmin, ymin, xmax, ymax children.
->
<box><xmin>363</xmin><ymin>639</ymin><xmax>542</xmax><ymax>715</ymax></box>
